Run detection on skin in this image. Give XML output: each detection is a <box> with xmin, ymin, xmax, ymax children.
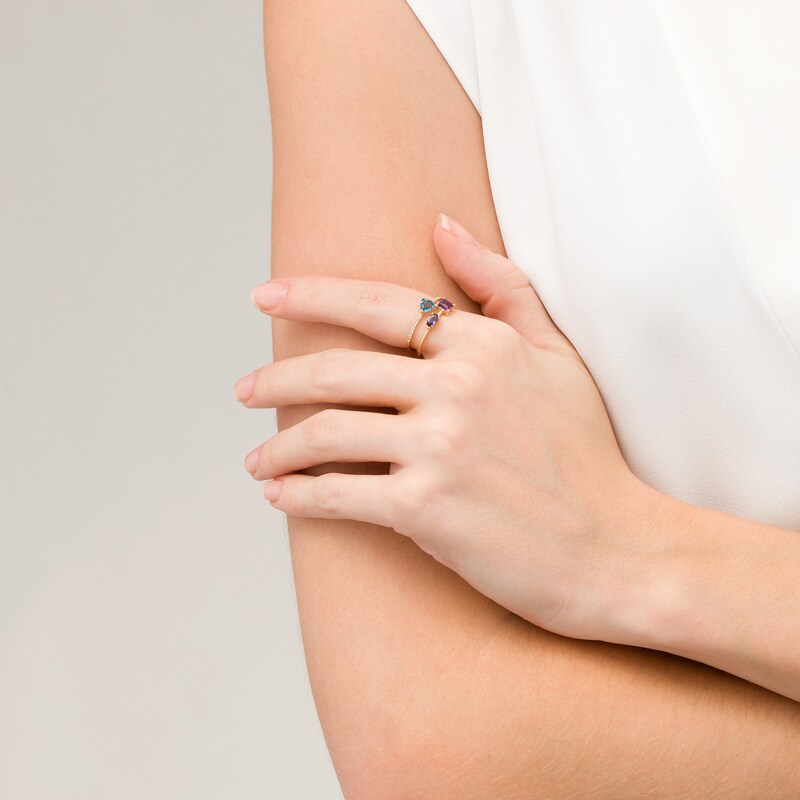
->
<box><xmin>239</xmin><ymin>219</ymin><xmax>800</xmax><ymax>703</ymax></box>
<box><xmin>258</xmin><ymin>0</ymin><xmax>800</xmax><ymax>796</ymax></box>
<box><xmin>237</xmin><ymin>228</ymin><xmax>672</xmax><ymax>648</ymax></box>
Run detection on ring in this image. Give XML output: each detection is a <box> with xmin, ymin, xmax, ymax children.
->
<box><xmin>406</xmin><ymin>297</ymin><xmax>437</xmax><ymax>352</ymax></box>
<box><xmin>407</xmin><ymin>296</ymin><xmax>456</xmax><ymax>357</ymax></box>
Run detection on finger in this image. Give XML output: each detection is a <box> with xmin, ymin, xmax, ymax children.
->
<box><xmin>263</xmin><ymin>471</ymin><xmax>401</xmax><ymax>529</ymax></box>
<box><xmin>245</xmin><ymin>408</ymin><xmax>412</xmax><ymax>481</ymax></box>
<box><xmin>250</xmin><ymin>274</ymin><xmax>483</xmax><ymax>358</ymax></box>
<box><xmin>433</xmin><ymin>214</ymin><xmax>577</xmax><ymax>356</ymax></box>
<box><xmin>235</xmin><ymin>348</ymin><xmax>430</xmax><ymax>410</ymax></box>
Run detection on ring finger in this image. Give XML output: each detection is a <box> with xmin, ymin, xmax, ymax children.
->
<box><xmin>245</xmin><ymin>407</ymin><xmax>414</xmax><ymax>481</ymax></box>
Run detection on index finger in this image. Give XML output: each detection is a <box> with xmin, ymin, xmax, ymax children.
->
<box><xmin>250</xmin><ymin>275</ymin><xmax>474</xmax><ymax>357</ymax></box>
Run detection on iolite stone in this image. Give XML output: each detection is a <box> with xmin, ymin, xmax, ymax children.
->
<box><xmin>437</xmin><ymin>298</ymin><xmax>454</xmax><ymax>312</ymax></box>
<box><xmin>420</xmin><ymin>298</ymin><xmax>436</xmax><ymax>312</ymax></box>
<box><xmin>426</xmin><ymin>313</ymin><xmax>439</xmax><ymax>327</ymax></box>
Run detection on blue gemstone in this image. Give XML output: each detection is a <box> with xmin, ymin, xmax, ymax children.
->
<box><xmin>420</xmin><ymin>298</ymin><xmax>436</xmax><ymax>312</ymax></box>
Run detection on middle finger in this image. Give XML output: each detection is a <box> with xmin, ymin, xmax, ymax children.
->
<box><xmin>236</xmin><ymin>348</ymin><xmax>431</xmax><ymax>410</ymax></box>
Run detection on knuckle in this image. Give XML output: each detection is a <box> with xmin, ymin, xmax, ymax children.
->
<box><xmin>393</xmin><ymin>471</ymin><xmax>434</xmax><ymax>525</ymax></box>
<box><xmin>260</xmin><ymin>363</ymin><xmax>280</xmax><ymax>408</ymax></box>
<box><xmin>421</xmin><ymin>412</ymin><xmax>466</xmax><ymax>458</ymax></box>
<box><xmin>437</xmin><ymin>359</ymin><xmax>487</xmax><ymax>398</ymax></box>
<box><xmin>312</xmin><ymin>474</ymin><xmax>342</xmax><ymax>513</ymax></box>
<box><xmin>253</xmin><ymin>367</ymin><xmax>272</xmax><ymax>405</ymax></box>
<box><xmin>306</xmin><ymin>278</ymin><xmax>330</xmax><ymax>309</ymax></box>
<box><xmin>305</xmin><ymin>408</ymin><xmax>340</xmax><ymax>456</ymax></box>
<box><xmin>484</xmin><ymin>318</ymin><xmax>520</xmax><ymax>352</ymax></box>
<box><xmin>257</xmin><ymin>440</ymin><xmax>275</xmax><ymax>477</ymax></box>
<box><xmin>356</xmin><ymin>283</ymin><xmax>392</xmax><ymax>315</ymax></box>
<box><xmin>310</xmin><ymin>349</ymin><xmax>349</xmax><ymax>398</ymax></box>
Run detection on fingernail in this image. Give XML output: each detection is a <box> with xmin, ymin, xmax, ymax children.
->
<box><xmin>438</xmin><ymin>213</ymin><xmax>480</xmax><ymax>247</ymax></box>
<box><xmin>244</xmin><ymin>446</ymin><xmax>261</xmax><ymax>475</ymax></box>
<box><xmin>263</xmin><ymin>480</ymin><xmax>282</xmax><ymax>502</ymax></box>
<box><xmin>251</xmin><ymin>280</ymin><xmax>288</xmax><ymax>311</ymax></box>
<box><xmin>234</xmin><ymin>371</ymin><xmax>257</xmax><ymax>403</ymax></box>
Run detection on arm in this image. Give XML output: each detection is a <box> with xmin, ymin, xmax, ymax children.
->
<box><xmin>632</xmin><ymin>494</ymin><xmax>800</xmax><ymax>701</ymax></box>
<box><xmin>262</xmin><ymin>1</ymin><xmax>800</xmax><ymax>797</ymax></box>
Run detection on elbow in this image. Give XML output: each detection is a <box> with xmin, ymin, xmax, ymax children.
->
<box><xmin>328</xmin><ymin>701</ymin><xmax>457</xmax><ymax>800</ymax></box>
<box><xmin>333</xmin><ymin>724</ymin><xmax>426</xmax><ymax>800</ymax></box>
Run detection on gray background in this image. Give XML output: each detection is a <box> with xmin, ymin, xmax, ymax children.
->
<box><xmin>0</xmin><ymin>1</ymin><xmax>342</xmax><ymax>796</ymax></box>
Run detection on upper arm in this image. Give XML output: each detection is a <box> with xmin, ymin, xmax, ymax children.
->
<box><xmin>263</xmin><ymin>0</ymin><xmax>511</xmax><ymax>791</ymax></box>
<box><xmin>264</xmin><ymin>0</ymin><xmax>502</xmax><ymax>278</ymax></box>
<box><xmin>263</xmin><ymin>2</ymin><xmax>800</xmax><ymax>798</ymax></box>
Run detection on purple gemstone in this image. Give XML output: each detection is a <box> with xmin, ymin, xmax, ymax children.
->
<box><xmin>437</xmin><ymin>298</ymin><xmax>454</xmax><ymax>311</ymax></box>
<box><xmin>426</xmin><ymin>313</ymin><xmax>439</xmax><ymax>327</ymax></box>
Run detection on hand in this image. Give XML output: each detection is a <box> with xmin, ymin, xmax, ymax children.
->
<box><xmin>235</xmin><ymin>213</ymin><xmax>668</xmax><ymax>644</ymax></box>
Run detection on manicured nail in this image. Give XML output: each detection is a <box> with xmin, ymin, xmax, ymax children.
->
<box><xmin>234</xmin><ymin>371</ymin><xmax>257</xmax><ymax>403</ymax></box>
<box><xmin>438</xmin><ymin>213</ymin><xmax>480</xmax><ymax>247</ymax></box>
<box><xmin>244</xmin><ymin>446</ymin><xmax>261</xmax><ymax>475</ymax></box>
<box><xmin>251</xmin><ymin>280</ymin><xmax>288</xmax><ymax>311</ymax></box>
<box><xmin>263</xmin><ymin>480</ymin><xmax>282</xmax><ymax>502</ymax></box>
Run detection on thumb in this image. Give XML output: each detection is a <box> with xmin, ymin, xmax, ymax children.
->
<box><xmin>433</xmin><ymin>213</ymin><xmax>576</xmax><ymax>357</ymax></box>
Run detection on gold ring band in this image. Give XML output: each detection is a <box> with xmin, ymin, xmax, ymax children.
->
<box><xmin>416</xmin><ymin>325</ymin><xmax>434</xmax><ymax>357</ymax></box>
<box><xmin>406</xmin><ymin>312</ymin><xmax>426</xmax><ymax>351</ymax></box>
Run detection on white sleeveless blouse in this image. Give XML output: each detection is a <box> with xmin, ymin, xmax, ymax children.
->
<box><xmin>404</xmin><ymin>0</ymin><xmax>800</xmax><ymax>530</ymax></box>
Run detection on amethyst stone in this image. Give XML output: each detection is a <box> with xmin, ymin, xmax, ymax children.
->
<box><xmin>426</xmin><ymin>313</ymin><xmax>439</xmax><ymax>327</ymax></box>
<box><xmin>437</xmin><ymin>298</ymin><xmax>454</xmax><ymax>312</ymax></box>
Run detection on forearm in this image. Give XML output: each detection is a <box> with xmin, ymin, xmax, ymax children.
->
<box><xmin>281</xmin><ymin>471</ymin><xmax>800</xmax><ymax>799</ymax></box>
<box><xmin>633</xmin><ymin>490</ymin><xmax>800</xmax><ymax>701</ymax></box>
<box><xmin>274</xmin><ymin>375</ymin><xmax>800</xmax><ymax>799</ymax></box>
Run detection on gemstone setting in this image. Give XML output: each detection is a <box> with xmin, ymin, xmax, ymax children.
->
<box><xmin>437</xmin><ymin>298</ymin><xmax>454</xmax><ymax>312</ymax></box>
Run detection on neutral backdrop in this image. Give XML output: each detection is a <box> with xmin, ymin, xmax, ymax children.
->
<box><xmin>0</xmin><ymin>1</ymin><xmax>343</xmax><ymax>796</ymax></box>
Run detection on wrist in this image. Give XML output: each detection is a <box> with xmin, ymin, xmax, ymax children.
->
<box><xmin>602</xmin><ymin>477</ymin><xmax>700</xmax><ymax>653</ymax></box>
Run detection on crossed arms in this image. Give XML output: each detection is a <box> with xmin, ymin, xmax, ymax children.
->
<box><xmin>262</xmin><ymin>1</ymin><xmax>800</xmax><ymax>796</ymax></box>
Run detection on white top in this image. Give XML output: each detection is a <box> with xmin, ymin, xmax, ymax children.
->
<box><xmin>653</xmin><ymin>0</ymin><xmax>800</xmax><ymax>353</ymax></box>
<box><xmin>404</xmin><ymin>0</ymin><xmax>800</xmax><ymax>529</ymax></box>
